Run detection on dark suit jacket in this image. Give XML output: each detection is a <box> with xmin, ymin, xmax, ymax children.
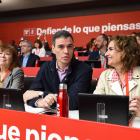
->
<box><xmin>88</xmin><ymin>50</ymin><xmax>109</xmax><ymax>68</ymax></box>
<box><xmin>19</xmin><ymin>53</ymin><xmax>40</xmax><ymax>67</ymax></box>
<box><xmin>28</xmin><ymin>57</ymin><xmax>93</xmax><ymax>110</ymax></box>
<box><xmin>13</xmin><ymin>45</ymin><xmax>18</xmax><ymax>54</ymax></box>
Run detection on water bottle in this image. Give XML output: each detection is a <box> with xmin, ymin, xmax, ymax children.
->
<box><xmin>57</xmin><ymin>83</ymin><xmax>69</xmax><ymax>117</ymax></box>
<box><xmin>74</xmin><ymin>51</ymin><xmax>78</xmax><ymax>60</ymax></box>
<box><xmin>35</xmin><ymin>60</ymin><xmax>38</xmax><ymax>67</ymax></box>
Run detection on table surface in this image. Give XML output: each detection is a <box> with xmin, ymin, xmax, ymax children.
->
<box><xmin>24</xmin><ymin>104</ymin><xmax>140</xmax><ymax>128</ymax></box>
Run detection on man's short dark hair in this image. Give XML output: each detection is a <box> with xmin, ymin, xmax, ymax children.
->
<box><xmin>108</xmin><ymin>35</ymin><xmax>112</xmax><ymax>38</ymax></box>
<box><xmin>34</xmin><ymin>39</ymin><xmax>42</xmax><ymax>49</ymax></box>
<box><xmin>91</xmin><ymin>38</ymin><xmax>96</xmax><ymax>42</ymax></box>
<box><xmin>11</xmin><ymin>40</ymin><xmax>15</xmax><ymax>43</ymax></box>
<box><xmin>99</xmin><ymin>34</ymin><xmax>108</xmax><ymax>45</ymax></box>
<box><xmin>132</xmin><ymin>32</ymin><xmax>136</xmax><ymax>35</ymax></box>
<box><xmin>136</xmin><ymin>32</ymin><xmax>140</xmax><ymax>38</ymax></box>
<box><xmin>10</xmin><ymin>40</ymin><xmax>15</xmax><ymax>46</ymax></box>
<box><xmin>52</xmin><ymin>30</ymin><xmax>74</xmax><ymax>46</ymax></box>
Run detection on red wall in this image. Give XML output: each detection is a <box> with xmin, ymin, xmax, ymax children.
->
<box><xmin>0</xmin><ymin>10</ymin><xmax>140</xmax><ymax>47</ymax></box>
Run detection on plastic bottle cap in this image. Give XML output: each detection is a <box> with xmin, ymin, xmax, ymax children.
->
<box><xmin>59</xmin><ymin>83</ymin><xmax>67</xmax><ymax>90</ymax></box>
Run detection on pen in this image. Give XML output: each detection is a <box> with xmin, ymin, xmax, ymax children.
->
<box><xmin>129</xmin><ymin>99</ymin><xmax>136</xmax><ymax>102</ymax></box>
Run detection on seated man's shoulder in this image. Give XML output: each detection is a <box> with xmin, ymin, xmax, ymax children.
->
<box><xmin>31</xmin><ymin>53</ymin><xmax>38</xmax><ymax>57</ymax></box>
<box><xmin>30</xmin><ymin>53</ymin><xmax>40</xmax><ymax>60</ymax></box>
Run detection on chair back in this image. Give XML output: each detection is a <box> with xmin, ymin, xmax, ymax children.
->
<box><xmin>46</xmin><ymin>51</ymin><xmax>52</xmax><ymax>56</ymax></box>
<box><xmin>74</xmin><ymin>47</ymin><xmax>83</xmax><ymax>51</ymax></box>
<box><xmin>40</xmin><ymin>57</ymin><xmax>52</xmax><ymax>61</ymax></box>
<box><xmin>89</xmin><ymin>79</ymin><xmax>98</xmax><ymax>93</ymax></box>
<box><xmin>78</xmin><ymin>56</ymin><xmax>89</xmax><ymax>62</ymax></box>
<box><xmin>38</xmin><ymin>60</ymin><xmax>51</xmax><ymax>67</ymax></box>
<box><xmin>78</xmin><ymin>52</ymin><xmax>88</xmax><ymax>56</ymax></box>
<box><xmin>21</xmin><ymin>67</ymin><xmax>40</xmax><ymax>77</ymax></box>
<box><xmin>92</xmin><ymin>68</ymin><xmax>108</xmax><ymax>80</ymax></box>
<box><xmin>24</xmin><ymin>77</ymin><xmax>35</xmax><ymax>92</ymax></box>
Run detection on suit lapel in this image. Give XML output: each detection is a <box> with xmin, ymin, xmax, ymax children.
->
<box><xmin>96</xmin><ymin>50</ymin><xmax>109</xmax><ymax>68</ymax></box>
<box><xmin>20</xmin><ymin>55</ymin><xmax>23</xmax><ymax>65</ymax></box>
<box><xmin>110</xmin><ymin>81</ymin><xmax>123</xmax><ymax>95</ymax></box>
<box><xmin>108</xmin><ymin>67</ymin><xmax>140</xmax><ymax>95</ymax></box>
<box><xmin>2</xmin><ymin>71</ymin><xmax>12</xmax><ymax>88</ymax></box>
<box><xmin>107</xmin><ymin>69</ymin><xmax>123</xmax><ymax>95</ymax></box>
<box><xmin>26</xmin><ymin>53</ymin><xmax>32</xmax><ymax>67</ymax></box>
<box><xmin>129</xmin><ymin>80</ymin><xmax>137</xmax><ymax>91</ymax></box>
<box><xmin>129</xmin><ymin>67</ymin><xmax>140</xmax><ymax>92</ymax></box>
<box><xmin>109</xmin><ymin>80</ymin><xmax>137</xmax><ymax>95</ymax></box>
<box><xmin>50</xmin><ymin>60</ymin><xmax>60</xmax><ymax>85</ymax></box>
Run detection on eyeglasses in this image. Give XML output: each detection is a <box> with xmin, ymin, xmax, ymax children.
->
<box><xmin>21</xmin><ymin>45</ymin><xmax>29</xmax><ymax>47</ymax></box>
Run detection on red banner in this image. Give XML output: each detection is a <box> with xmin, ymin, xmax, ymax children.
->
<box><xmin>0</xmin><ymin>11</ymin><xmax>140</xmax><ymax>47</ymax></box>
<box><xmin>0</xmin><ymin>109</ymin><xmax>140</xmax><ymax>140</ymax></box>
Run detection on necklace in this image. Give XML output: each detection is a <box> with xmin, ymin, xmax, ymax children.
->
<box><xmin>0</xmin><ymin>76</ymin><xmax>5</xmax><ymax>87</ymax></box>
<box><xmin>0</xmin><ymin>78</ymin><xmax>4</xmax><ymax>83</ymax></box>
<box><xmin>36</xmin><ymin>49</ymin><xmax>40</xmax><ymax>55</ymax></box>
<box><xmin>0</xmin><ymin>70</ymin><xmax>10</xmax><ymax>87</ymax></box>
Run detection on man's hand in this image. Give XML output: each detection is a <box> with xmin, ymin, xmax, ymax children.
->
<box><xmin>23</xmin><ymin>90</ymin><xmax>39</xmax><ymax>104</ymax></box>
<box><xmin>37</xmin><ymin>94</ymin><xmax>57</xmax><ymax>108</ymax></box>
<box><xmin>129</xmin><ymin>96</ymin><xmax>140</xmax><ymax>118</ymax></box>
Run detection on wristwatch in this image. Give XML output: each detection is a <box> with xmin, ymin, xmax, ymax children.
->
<box><xmin>38</xmin><ymin>91</ymin><xmax>44</xmax><ymax>98</ymax></box>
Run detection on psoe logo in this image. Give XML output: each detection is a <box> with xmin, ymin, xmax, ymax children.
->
<box><xmin>23</xmin><ymin>28</ymin><xmax>36</xmax><ymax>36</ymax></box>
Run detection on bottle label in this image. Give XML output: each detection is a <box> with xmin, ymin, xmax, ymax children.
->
<box><xmin>57</xmin><ymin>103</ymin><xmax>60</xmax><ymax>117</ymax></box>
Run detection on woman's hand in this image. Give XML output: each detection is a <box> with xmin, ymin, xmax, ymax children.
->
<box><xmin>44</xmin><ymin>35</ymin><xmax>46</xmax><ymax>41</ymax></box>
<box><xmin>129</xmin><ymin>96</ymin><xmax>140</xmax><ymax>118</ymax></box>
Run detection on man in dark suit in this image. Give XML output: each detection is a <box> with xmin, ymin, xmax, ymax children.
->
<box><xmin>19</xmin><ymin>40</ymin><xmax>40</xmax><ymax>67</ymax></box>
<box><xmin>88</xmin><ymin>34</ymin><xmax>109</xmax><ymax>68</ymax></box>
<box><xmin>10</xmin><ymin>40</ymin><xmax>18</xmax><ymax>53</ymax></box>
<box><xmin>23</xmin><ymin>30</ymin><xmax>93</xmax><ymax>110</ymax></box>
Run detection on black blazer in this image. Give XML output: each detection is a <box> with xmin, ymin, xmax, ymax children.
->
<box><xmin>88</xmin><ymin>50</ymin><xmax>109</xmax><ymax>68</ymax></box>
<box><xmin>19</xmin><ymin>53</ymin><xmax>40</xmax><ymax>67</ymax></box>
<box><xmin>28</xmin><ymin>57</ymin><xmax>93</xmax><ymax>110</ymax></box>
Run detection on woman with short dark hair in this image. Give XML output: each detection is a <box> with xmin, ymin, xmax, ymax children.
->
<box><xmin>94</xmin><ymin>35</ymin><xmax>140</xmax><ymax>118</ymax></box>
<box><xmin>0</xmin><ymin>44</ymin><xmax>24</xmax><ymax>89</ymax></box>
<box><xmin>32</xmin><ymin>39</ymin><xmax>46</xmax><ymax>57</ymax></box>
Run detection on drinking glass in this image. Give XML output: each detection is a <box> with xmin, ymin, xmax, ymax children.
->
<box><xmin>3</xmin><ymin>94</ymin><xmax>9</xmax><ymax>109</ymax></box>
<box><xmin>97</xmin><ymin>103</ymin><xmax>105</xmax><ymax>123</ymax></box>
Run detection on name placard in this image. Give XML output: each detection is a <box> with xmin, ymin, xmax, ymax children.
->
<box><xmin>0</xmin><ymin>109</ymin><xmax>139</xmax><ymax>140</ymax></box>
